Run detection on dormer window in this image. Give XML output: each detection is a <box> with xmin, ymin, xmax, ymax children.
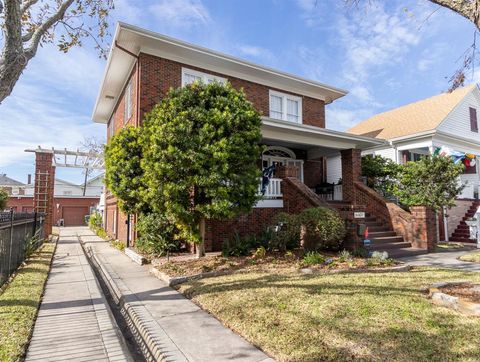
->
<box><xmin>182</xmin><ymin>68</ymin><xmax>226</xmax><ymax>86</ymax></box>
<box><xmin>269</xmin><ymin>90</ymin><xmax>302</xmax><ymax>123</ymax></box>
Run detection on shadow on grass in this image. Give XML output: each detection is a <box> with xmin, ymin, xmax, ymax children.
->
<box><xmin>179</xmin><ymin>269</ymin><xmax>480</xmax><ymax>361</ymax></box>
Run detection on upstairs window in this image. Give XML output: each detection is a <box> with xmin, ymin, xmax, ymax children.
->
<box><xmin>182</xmin><ymin>68</ymin><xmax>226</xmax><ymax>86</ymax></box>
<box><xmin>269</xmin><ymin>90</ymin><xmax>302</xmax><ymax>123</ymax></box>
<box><xmin>124</xmin><ymin>80</ymin><xmax>133</xmax><ymax>123</ymax></box>
<box><xmin>470</xmin><ymin>107</ymin><xmax>478</xmax><ymax>133</ymax></box>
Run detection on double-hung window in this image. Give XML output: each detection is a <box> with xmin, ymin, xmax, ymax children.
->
<box><xmin>182</xmin><ymin>67</ymin><xmax>226</xmax><ymax>86</ymax></box>
<box><xmin>269</xmin><ymin>90</ymin><xmax>302</xmax><ymax>123</ymax></box>
<box><xmin>124</xmin><ymin>80</ymin><xmax>133</xmax><ymax>123</ymax></box>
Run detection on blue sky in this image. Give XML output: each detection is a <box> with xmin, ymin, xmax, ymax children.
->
<box><xmin>0</xmin><ymin>0</ymin><xmax>477</xmax><ymax>183</ymax></box>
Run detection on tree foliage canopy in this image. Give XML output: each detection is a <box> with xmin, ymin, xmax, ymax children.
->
<box><xmin>104</xmin><ymin>82</ymin><xmax>263</xmax><ymax>249</ymax></box>
<box><xmin>142</xmin><ymin>82</ymin><xmax>263</xmax><ymax>242</ymax></box>
<box><xmin>104</xmin><ymin>125</ymin><xmax>146</xmax><ymax>214</ymax></box>
<box><xmin>390</xmin><ymin>155</ymin><xmax>465</xmax><ymax>210</ymax></box>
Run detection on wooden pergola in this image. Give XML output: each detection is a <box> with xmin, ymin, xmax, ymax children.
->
<box><xmin>25</xmin><ymin>146</ymin><xmax>105</xmax><ymax>170</ymax></box>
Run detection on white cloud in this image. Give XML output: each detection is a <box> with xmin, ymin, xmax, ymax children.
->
<box><xmin>149</xmin><ymin>0</ymin><xmax>211</xmax><ymax>27</ymax></box>
<box><xmin>294</xmin><ymin>0</ymin><xmax>327</xmax><ymax>27</ymax></box>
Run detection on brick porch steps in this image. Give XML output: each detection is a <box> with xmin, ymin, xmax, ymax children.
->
<box><xmin>450</xmin><ymin>200</ymin><xmax>480</xmax><ymax>243</ymax></box>
<box><xmin>363</xmin><ymin>212</ymin><xmax>423</xmax><ymax>258</ymax></box>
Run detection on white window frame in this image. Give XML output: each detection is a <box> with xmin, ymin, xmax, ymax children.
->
<box><xmin>124</xmin><ymin>80</ymin><xmax>133</xmax><ymax>123</ymax></box>
<box><xmin>269</xmin><ymin>90</ymin><xmax>302</xmax><ymax>124</ymax></box>
<box><xmin>181</xmin><ymin>67</ymin><xmax>226</xmax><ymax>87</ymax></box>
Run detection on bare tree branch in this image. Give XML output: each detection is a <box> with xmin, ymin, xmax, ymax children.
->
<box><xmin>428</xmin><ymin>0</ymin><xmax>479</xmax><ymax>28</ymax></box>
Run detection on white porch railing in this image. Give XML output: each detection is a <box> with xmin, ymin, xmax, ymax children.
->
<box><xmin>316</xmin><ymin>184</ymin><xmax>343</xmax><ymax>201</ymax></box>
<box><xmin>258</xmin><ymin>178</ymin><xmax>283</xmax><ymax>199</ymax></box>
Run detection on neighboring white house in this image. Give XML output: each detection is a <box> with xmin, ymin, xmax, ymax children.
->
<box><xmin>328</xmin><ymin>84</ymin><xmax>480</xmax><ymax>199</ymax></box>
<box><xmin>0</xmin><ymin>174</ymin><xmax>26</xmax><ymax>195</ymax></box>
<box><xmin>24</xmin><ymin>174</ymin><xmax>104</xmax><ymax>197</ymax></box>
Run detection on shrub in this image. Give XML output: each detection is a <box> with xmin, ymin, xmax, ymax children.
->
<box><xmin>338</xmin><ymin>249</ymin><xmax>352</xmax><ymax>263</ymax></box>
<box><xmin>110</xmin><ymin>239</ymin><xmax>125</xmax><ymax>251</ymax></box>
<box><xmin>135</xmin><ymin>213</ymin><xmax>180</xmax><ymax>256</ymax></box>
<box><xmin>253</xmin><ymin>246</ymin><xmax>266</xmax><ymax>259</ymax></box>
<box><xmin>300</xmin><ymin>207</ymin><xmax>346</xmax><ymax>251</ymax></box>
<box><xmin>270</xmin><ymin>213</ymin><xmax>301</xmax><ymax>252</ymax></box>
<box><xmin>88</xmin><ymin>211</ymin><xmax>102</xmax><ymax>232</ymax></box>
<box><xmin>352</xmin><ymin>248</ymin><xmax>368</xmax><ymax>258</ymax></box>
<box><xmin>302</xmin><ymin>251</ymin><xmax>325</xmax><ymax>266</ymax></box>
<box><xmin>222</xmin><ymin>233</ymin><xmax>258</xmax><ymax>257</ymax></box>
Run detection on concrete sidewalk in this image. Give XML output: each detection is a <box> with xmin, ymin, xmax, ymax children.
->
<box><xmin>400</xmin><ymin>249</ymin><xmax>480</xmax><ymax>272</ymax></box>
<box><xmin>77</xmin><ymin>227</ymin><xmax>273</xmax><ymax>362</ymax></box>
<box><xmin>25</xmin><ymin>228</ymin><xmax>131</xmax><ymax>362</ymax></box>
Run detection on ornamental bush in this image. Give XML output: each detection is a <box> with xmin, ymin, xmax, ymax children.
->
<box><xmin>390</xmin><ymin>154</ymin><xmax>465</xmax><ymax>210</ymax></box>
<box><xmin>300</xmin><ymin>207</ymin><xmax>346</xmax><ymax>251</ymax></box>
<box><xmin>270</xmin><ymin>212</ymin><xmax>301</xmax><ymax>252</ymax></box>
<box><xmin>135</xmin><ymin>212</ymin><xmax>181</xmax><ymax>256</ymax></box>
<box><xmin>104</xmin><ymin>126</ymin><xmax>147</xmax><ymax>214</ymax></box>
<box><xmin>142</xmin><ymin>82</ymin><xmax>263</xmax><ymax>256</ymax></box>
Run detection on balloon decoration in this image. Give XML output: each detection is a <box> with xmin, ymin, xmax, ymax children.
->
<box><xmin>433</xmin><ymin>146</ymin><xmax>477</xmax><ymax>168</ymax></box>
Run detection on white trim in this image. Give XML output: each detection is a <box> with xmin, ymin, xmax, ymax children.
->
<box><xmin>255</xmin><ymin>199</ymin><xmax>284</xmax><ymax>208</ymax></box>
<box><xmin>269</xmin><ymin>90</ymin><xmax>302</xmax><ymax>124</ymax></box>
<box><xmin>181</xmin><ymin>67</ymin><xmax>226</xmax><ymax>86</ymax></box>
<box><xmin>263</xmin><ymin>145</ymin><xmax>296</xmax><ymax>159</ymax></box>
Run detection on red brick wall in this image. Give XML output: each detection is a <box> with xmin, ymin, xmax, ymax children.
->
<box><xmin>411</xmin><ymin>206</ymin><xmax>438</xmax><ymax>250</ymax></box>
<box><xmin>7</xmin><ymin>197</ymin><xmax>34</xmax><ymax>212</ymax></box>
<box><xmin>138</xmin><ymin>53</ymin><xmax>326</xmax><ymax>127</ymax></box>
<box><xmin>205</xmin><ymin>208</ymin><xmax>284</xmax><ymax>251</ymax></box>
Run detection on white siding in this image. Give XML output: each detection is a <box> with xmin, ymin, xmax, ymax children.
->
<box><xmin>327</xmin><ymin>155</ymin><xmax>342</xmax><ymax>184</ymax></box>
<box><xmin>373</xmin><ymin>148</ymin><xmax>397</xmax><ymax>162</ymax></box>
<box><xmin>437</xmin><ymin>87</ymin><xmax>480</xmax><ymax>142</ymax></box>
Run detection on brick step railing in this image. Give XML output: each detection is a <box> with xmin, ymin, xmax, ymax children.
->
<box><xmin>450</xmin><ymin>200</ymin><xmax>480</xmax><ymax>243</ymax></box>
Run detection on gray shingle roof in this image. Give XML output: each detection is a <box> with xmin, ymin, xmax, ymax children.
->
<box><xmin>0</xmin><ymin>174</ymin><xmax>25</xmax><ymax>186</ymax></box>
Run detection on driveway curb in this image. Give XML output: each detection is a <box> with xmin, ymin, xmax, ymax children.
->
<box><xmin>81</xmin><ymin>242</ymin><xmax>189</xmax><ymax>362</ymax></box>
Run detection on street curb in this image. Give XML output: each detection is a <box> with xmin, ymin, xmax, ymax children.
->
<box><xmin>80</xmin><ymin>241</ymin><xmax>189</xmax><ymax>362</ymax></box>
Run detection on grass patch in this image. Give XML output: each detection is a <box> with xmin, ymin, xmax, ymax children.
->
<box><xmin>0</xmin><ymin>243</ymin><xmax>55</xmax><ymax>362</ymax></box>
<box><xmin>178</xmin><ymin>267</ymin><xmax>480</xmax><ymax>361</ymax></box>
<box><xmin>436</xmin><ymin>242</ymin><xmax>470</xmax><ymax>251</ymax></box>
<box><xmin>459</xmin><ymin>251</ymin><xmax>480</xmax><ymax>263</ymax></box>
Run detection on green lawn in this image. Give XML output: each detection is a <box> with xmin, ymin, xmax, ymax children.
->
<box><xmin>179</xmin><ymin>267</ymin><xmax>480</xmax><ymax>361</ymax></box>
<box><xmin>0</xmin><ymin>243</ymin><xmax>55</xmax><ymax>362</ymax></box>
<box><xmin>459</xmin><ymin>251</ymin><xmax>480</xmax><ymax>263</ymax></box>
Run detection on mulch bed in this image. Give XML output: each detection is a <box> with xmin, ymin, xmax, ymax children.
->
<box><xmin>440</xmin><ymin>283</ymin><xmax>480</xmax><ymax>303</ymax></box>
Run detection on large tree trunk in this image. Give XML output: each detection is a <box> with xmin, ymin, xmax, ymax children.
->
<box><xmin>428</xmin><ymin>0</ymin><xmax>480</xmax><ymax>30</ymax></box>
<box><xmin>0</xmin><ymin>0</ymin><xmax>25</xmax><ymax>103</ymax></box>
<box><xmin>196</xmin><ymin>217</ymin><xmax>206</xmax><ymax>258</ymax></box>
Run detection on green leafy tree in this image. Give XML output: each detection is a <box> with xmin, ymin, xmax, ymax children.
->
<box><xmin>0</xmin><ymin>188</ymin><xmax>8</xmax><ymax>210</ymax></box>
<box><xmin>391</xmin><ymin>155</ymin><xmax>465</xmax><ymax>210</ymax></box>
<box><xmin>361</xmin><ymin>154</ymin><xmax>399</xmax><ymax>190</ymax></box>
<box><xmin>104</xmin><ymin>126</ymin><xmax>147</xmax><ymax>214</ymax></box>
<box><xmin>142</xmin><ymin>82</ymin><xmax>263</xmax><ymax>257</ymax></box>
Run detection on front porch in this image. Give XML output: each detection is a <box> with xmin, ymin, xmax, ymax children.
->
<box><xmin>256</xmin><ymin>117</ymin><xmax>386</xmax><ymax>208</ymax></box>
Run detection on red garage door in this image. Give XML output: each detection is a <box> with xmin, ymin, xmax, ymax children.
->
<box><xmin>63</xmin><ymin>206</ymin><xmax>89</xmax><ymax>226</ymax></box>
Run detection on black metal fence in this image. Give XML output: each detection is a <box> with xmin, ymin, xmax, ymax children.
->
<box><xmin>0</xmin><ymin>211</ymin><xmax>45</xmax><ymax>287</ymax></box>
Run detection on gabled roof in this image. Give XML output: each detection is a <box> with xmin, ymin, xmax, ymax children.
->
<box><xmin>347</xmin><ymin>84</ymin><xmax>477</xmax><ymax>140</ymax></box>
<box><xmin>92</xmin><ymin>22</ymin><xmax>348</xmax><ymax>123</ymax></box>
<box><xmin>0</xmin><ymin>174</ymin><xmax>25</xmax><ymax>187</ymax></box>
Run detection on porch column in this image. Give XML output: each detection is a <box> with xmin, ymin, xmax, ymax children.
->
<box><xmin>410</xmin><ymin>206</ymin><xmax>438</xmax><ymax>251</ymax></box>
<box><xmin>341</xmin><ymin>148</ymin><xmax>362</xmax><ymax>203</ymax></box>
<box><xmin>34</xmin><ymin>151</ymin><xmax>55</xmax><ymax>236</ymax></box>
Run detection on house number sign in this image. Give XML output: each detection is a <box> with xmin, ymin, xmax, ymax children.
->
<box><xmin>354</xmin><ymin>211</ymin><xmax>365</xmax><ymax>219</ymax></box>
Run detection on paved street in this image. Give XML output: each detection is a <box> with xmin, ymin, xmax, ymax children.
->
<box><xmin>25</xmin><ymin>228</ymin><xmax>131</xmax><ymax>362</ymax></box>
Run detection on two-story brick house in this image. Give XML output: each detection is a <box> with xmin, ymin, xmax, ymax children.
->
<box><xmin>92</xmin><ymin>23</ymin><xmax>402</xmax><ymax>252</ymax></box>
